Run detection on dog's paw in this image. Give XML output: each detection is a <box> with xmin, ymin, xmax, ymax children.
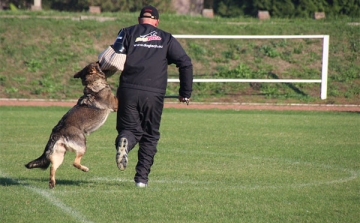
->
<box><xmin>49</xmin><ymin>180</ymin><xmax>55</xmax><ymax>189</ymax></box>
<box><xmin>82</xmin><ymin>167</ymin><xmax>89</xmax><ymax>172</ymax></box>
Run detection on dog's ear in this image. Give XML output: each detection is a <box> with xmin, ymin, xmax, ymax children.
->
<box><xmin>73</xmin><ymin>70</ymin><xmax>82</xmax><ymax>79</ymax></box>
<box><xmin>74</xmin><ymin>65</ymin><xmax>88</xmax><ymax>79</ymax></box>
<box><xmin>94</xmin><ymin>62</ymin><xmax>106</xmax><ymax>79</ymax></box>
<box><xmin>74</xmin><ymin>62</ymin><xmax>98</xmax><ymax>79</ymax></box>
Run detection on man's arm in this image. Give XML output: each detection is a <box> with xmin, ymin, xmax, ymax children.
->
<box><xmin>167</xmin><ymin>37</ymin><xmax>193</xmax><ymax>100</ymax></box>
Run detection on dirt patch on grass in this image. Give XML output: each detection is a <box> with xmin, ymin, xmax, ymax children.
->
<box><xmin>1</xmin><ymin>98</ymin><xmax>359</xmax><ymax>112</ymax></box>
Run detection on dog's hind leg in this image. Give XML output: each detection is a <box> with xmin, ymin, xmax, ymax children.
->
<box><xmin>69</xmin><ymin>135</ymin><xmax>89</xmax><ymax>172</ymax></box>
<box><xmin>73</xmin><ymin>152</ymin><xmax>89</xmax><ymax>172</ymax></box>
<box><xmin>49</xmin><ymin>141</ymin><xmax>66</xmax><ymax>189</ymax></box>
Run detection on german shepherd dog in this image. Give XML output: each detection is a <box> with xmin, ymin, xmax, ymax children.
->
<box><xmin>25</xmin><ymin>62</ymin><xmax>118</xmax><ymax>189</ymax></box>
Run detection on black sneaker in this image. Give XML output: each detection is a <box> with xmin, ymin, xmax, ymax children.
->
<box><xmin>116</xmin><ymin>137</ymin><xmax>128</xmax><ymax>170</ymax></box>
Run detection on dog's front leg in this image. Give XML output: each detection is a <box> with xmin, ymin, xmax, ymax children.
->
<box><xmin>112</xmin><ymin>96</ymin><xmax>118</xmax><ymax>112</ymax></box>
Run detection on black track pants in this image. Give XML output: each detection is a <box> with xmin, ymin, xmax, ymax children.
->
<box><xmin>116</xmin><ymin>87</ymin><xmax>164</xmax><ymax>183</ymax></box>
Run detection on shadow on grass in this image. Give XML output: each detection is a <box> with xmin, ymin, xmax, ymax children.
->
<box><xmin>0</xmin><ymin>177</ymin><xmax>100</xmax><ymax>187</ymax></box>
<box><xmin>0</xmin><ymin>177</ymin><xmax>20</xmax><ymax>186</ymax></box>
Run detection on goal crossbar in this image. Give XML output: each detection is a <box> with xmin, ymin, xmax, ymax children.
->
<box><xmin>170</xmin><ymin>35</ymin><xmax>330</xmax><ymax>100</ymax></box>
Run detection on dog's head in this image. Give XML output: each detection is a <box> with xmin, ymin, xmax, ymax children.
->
<box><xmin>74</xmin><ymin>62</ymin><xmax>106</xmax><ymax>87</ymax></box>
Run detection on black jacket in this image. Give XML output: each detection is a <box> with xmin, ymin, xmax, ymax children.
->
<box><xmin>116</xmin><ymin>24</ymin><xmax>193</xmax><ymax>98</ymax></box>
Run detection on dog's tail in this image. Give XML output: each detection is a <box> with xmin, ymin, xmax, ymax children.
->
<box><xmin>25</xmin><ymin>136</ymin><xmax>56</xmax><ymax>170</ymax></box>
<box><xmin>25</xmin><ymin>152</ymin><xmax>50</xmax><ymax>170</ymax></box>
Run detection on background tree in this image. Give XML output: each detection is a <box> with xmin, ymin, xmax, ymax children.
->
<box><xmin>214</xmin><ymin>0</ymin><xmax>248</xmax><ymax>17</ymax></box>
<box><xmin>271</xmin><ymin>0</ymin><xmax>296</xmax><ymax>18</ymax></box>
<box><xmin>2</xmin><ymin>0</ymin><xmax>359</xmax><ymax>18</ymax></box>
<box><xmin>203</xmin><ymin>0</ymin><xmax>213</xmax><ymax>8</ymax></box>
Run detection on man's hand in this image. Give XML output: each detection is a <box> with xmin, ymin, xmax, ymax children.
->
<box><xmin>178</xmin><ymin>96</ymin><xmax>190</xmax><ymax>105</ymax></box>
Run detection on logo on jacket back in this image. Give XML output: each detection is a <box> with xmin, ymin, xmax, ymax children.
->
<box><xmin>135</xmin><ymin>31</ymin><xmax>161</xmax><ymax>42</ymax></box>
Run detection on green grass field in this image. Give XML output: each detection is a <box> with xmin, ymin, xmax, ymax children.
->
<box><xmin>0</xmin><ymin>106</ymin><xmax>359</xmax><ymax>223</ymax></box>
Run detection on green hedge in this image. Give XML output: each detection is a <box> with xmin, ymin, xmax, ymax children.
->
<box><xmin>213</xmin><ymin>0</ymin><xmax>360</xmax><ymax>18</ymax></box>
<box><xmin>4</xmin><ymin>0</ymin><xmax>360</xmax><ymax>18</ymax></box>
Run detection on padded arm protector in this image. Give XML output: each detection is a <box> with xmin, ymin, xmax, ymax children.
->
<box><xmin>98</xmin><ymin>29</ymin><xmax>127</xmax><ymax>76</ymax></box>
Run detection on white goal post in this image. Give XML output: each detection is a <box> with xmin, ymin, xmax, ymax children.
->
<box><xmin>169</xmin><ymin>35</ymin><xmax>330</xmax><ymax>100</ymax></box>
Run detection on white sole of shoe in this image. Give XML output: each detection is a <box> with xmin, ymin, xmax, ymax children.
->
<box><xmin>135</xmin><ymin>182</ymin><xmax>148</xmax><ymax>188</ymax></box>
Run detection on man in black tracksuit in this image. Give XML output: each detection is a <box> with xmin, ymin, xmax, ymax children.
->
<box><xmin>99</xmin><ymin>5</ymin><xmax>193</xmax><ymax>187</ymax></box>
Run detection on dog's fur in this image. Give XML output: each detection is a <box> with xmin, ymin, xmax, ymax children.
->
<box><xmin>25</xmin><ymin>62</ymin><xmax>118</xmax><ymax>189</ymax></box>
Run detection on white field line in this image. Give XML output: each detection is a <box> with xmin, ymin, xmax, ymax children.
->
<box><xmin>0</xmin><ymin>170</ymin><xmax>94</xmax><ymax>223</ymax></box>
<box><xmin>86</xmin><ymin>169</ymin><xmax>358</xmax><ymax>191</ymax></box>
<box><xmin>11</xmin><ymin>162</ymin><xmax>357</xmax><ymax>196</ymax></box>
<box><xmin>19</xmin><ymin>149</ymin><xmax>358</xmax><ymax>193</ymax></box>
<box><xmin>84</xmin><ymin>152</ymin><xmax>359</xmax><ymax>191</ymax></box>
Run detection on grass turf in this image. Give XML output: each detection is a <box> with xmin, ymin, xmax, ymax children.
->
<box><xmin>0</xmin><ymin>106</ymin><xmax>359</xmax><ymax>222</ymax></box>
